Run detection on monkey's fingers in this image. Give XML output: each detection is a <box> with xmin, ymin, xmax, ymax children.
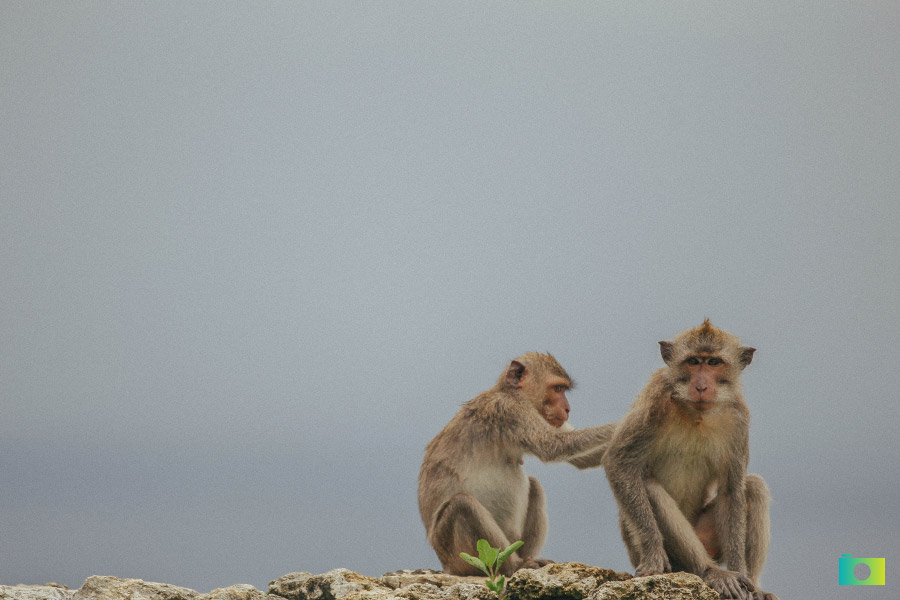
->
<box><xmin>725</xmin><ymin>580</ymin><xmax>752</xmax><ymax>600</ymax></box>
<box><xmin>705</xmin><ymin>571</ymin><xmax>754</xmax><ymax>600</ymax></box>
<box><xmin>714</xmin><ymin>582</ymin><xmax>749</xmax><ymax>600</ymax></box>
<box><xmin>735</xmin><ymin>574</ymin><xmax>756</xmax><ymax>592</ymax></box>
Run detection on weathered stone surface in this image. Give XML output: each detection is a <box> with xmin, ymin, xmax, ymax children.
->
<box><xmin>590</xmin><ymin>572</ymin><xmax>718</xmax><ymax>600</ymax></box>
<box><xmin>267</xmin><ymin>569</ymin><xmax>388</xmax><ymax>600</ymax></box>
<box><xmin>388</xmin><ymin>582</ymin><xmax>494</xmax><ymax>600</ymax></box>
<box><xmin>0</xmin><ymin>585</ymin><xmax>75</xmax><ymax>600</ymax></box>
<box><xmin>72</xmin><ymin>577</ymin><xmax>198</xmax><ymax>600</ymax></box>
<box><xmin>6</xmin><ymin>565</ymin><xmax>720</xmax><ymax>600</ymax></box>
<box><xmin>266</xmin><ymin>573</ymin><xmax>313</xmax><ymax>600</ymax></box>
<box><xmin>380</xmin><ymin>571</ymin><xmax>486</xmax><ymax>590</ymax></box>
<box><xmin>198</xmin><ymin>585</ymin><xmax>273</xmax><ymax>600</ymax></box>
<box><xmin>506</xmin><ymin>563</ymin><xmax>631</xmax><ymax>600</ymax></box>
<box><xmin>268</xmin><ymin>569</ymin><xmax>497</xmax><ymax>600</ymax></box>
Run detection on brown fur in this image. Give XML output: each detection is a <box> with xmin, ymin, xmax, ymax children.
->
<box><xmin>604</xmin><ymin>322</ymin><xmax>777</xmax><ymax>600</ymax></box>
<box><xmin>418</xmin><ymin>352</ymin><xmax>615</xmax><ymax>575</ymax></box>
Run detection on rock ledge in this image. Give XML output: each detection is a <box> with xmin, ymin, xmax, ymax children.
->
<box><xmin>2</xmin><ymin>564</ymin><xmax>717</xmax><ymax>600</ymax></box>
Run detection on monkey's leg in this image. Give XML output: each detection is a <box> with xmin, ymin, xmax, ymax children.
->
<box><xmin>519</xmin><ymin>476</ymin><xmax>551</xmax><ymax>569</ymax></box>
<box><xmin>744</xmin><ymin>474</ymin><xmax>772</xmax><ymax>587</ymax></box>
<box><xmin>431</xmin><ymin>493</ymin><xmax>515</xmax><ymax>576</ymax></box>
<box><xmin>644</xmin><ymin>479</ymin><xmax>712</xmax><ymax>575</ymax></box>
<box><xmin>694</xmin><ymin>503</ymin><xmax>721</xmax><ymax>560</ymax></box>
<box><xmin>619</xmin><ymin>513</ymin><xmax>642</xmax><ymax>569</ymax></box>
<box><xmin>697</xmin><ymin>482</ymin><xmax>775</xmax><ymax>600</ymax></box>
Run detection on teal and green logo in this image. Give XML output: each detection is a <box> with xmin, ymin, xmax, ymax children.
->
<box><xmin>838</xmin><ymin>554</ymin><xmax>885</xmax><ymax>585</ymax></box>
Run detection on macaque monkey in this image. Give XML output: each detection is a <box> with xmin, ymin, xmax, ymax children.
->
<box><xmin>418</xmin><ymin>352</ymin><xmax>616</xmax><ymax>576</ymax></box>
<box><xmin>604</xmin><ymin>321</ymin><xmax>778</xmax><ymax>600</ymax></box>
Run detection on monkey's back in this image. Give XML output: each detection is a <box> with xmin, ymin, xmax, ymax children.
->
<box><xmin>418</xmin><ymin>392</ymin><xmax>530</xmax><ymax>540</ymax></box>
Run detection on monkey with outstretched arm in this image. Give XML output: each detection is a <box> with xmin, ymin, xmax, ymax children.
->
<box><xmin>418</xmin><ymin>352</ymin><xmax>616</xmax><ymax>575</ymax></box>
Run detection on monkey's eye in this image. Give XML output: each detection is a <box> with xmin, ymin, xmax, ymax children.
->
<box><xmin>553</xmin><ymin>385</ymin><xmax>566</xmax><ymax>393</ymax></box>
<box><xmin>686</xmin><ymin>357</ymin><xmax>701</xmax><ymax>366</ymax></box>
<box><xmin>707</xmin><ymin>357</ymin><xmax>723</xmax><ymax>366</ymax></box>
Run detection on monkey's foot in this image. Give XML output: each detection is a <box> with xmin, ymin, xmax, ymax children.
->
<box><xmin>702</xmin><ymin>568</ymin><xmax>755</xmax><ymax>600</ymax></box>
<box><xmin>634</xmin><ymin>553</ymin><xmax>672</xmax><ymax>577</ymax></box>
<box><xmin>750</xmin><ymin>591</ymin><xmax>779</xmax><ymax>600</ymax></box>
<box><xmin>519</xmin><ymin>557</ymin><xmax>554</xmax><ymax>570</ymax></box>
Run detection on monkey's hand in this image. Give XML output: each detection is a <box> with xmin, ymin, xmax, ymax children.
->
<box><xmin>750</xmin><ymin>590</ymin><xmax>779</xmax><ymax>600</ymax></box>
<box><xmin>634</xmin><ymin>550</ymin><xmax>671</xmax><ymax>577</ymax></box>
<box><xmin>702</xmin><ymin>567</ymin><xmax>756</xmax><ymax>600</ymax></box>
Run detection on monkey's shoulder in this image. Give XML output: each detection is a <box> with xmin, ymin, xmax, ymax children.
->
<box><xmin>459</xmin><ymin>391</ymin><xmax>528</xmax><ymax>431</ymax></box>
<box><xmin>644</xmin><ymin>367</ymin><xmax>671</xmax><ymax>392</ymax></box>
<box><xmin>630</xmin><ymin>369</ymin><xmax>674</xmax><ymax>414</ymax></box>
<box><xmin>422</xmin><ymin>395</ymin><xmax>518</xmax><ymax>454</ymax></box>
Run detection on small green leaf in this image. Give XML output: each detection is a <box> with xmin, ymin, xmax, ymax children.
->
<box><xmin>476</xmin><ymin>539</ymin><xmax>499</xmax><ymax>568</ymax></box>
<box><xmin>496</xmin><ymin>575</ymin><xmax>505</xmax><ymax>590</ymax></box>
<box><xmin>486</xmin><ymin>580</ymin><xmax>501</xmax><ymax>593</ymax></box>
<box><xmin>459</xmin><ymin>552</ymin><xmax>489</xmax><ymax>575</ymax></box>
<box><xmin>496</xmin><ymin>540</ymin><xmax>524</xmax><ymax>568</ymax></box>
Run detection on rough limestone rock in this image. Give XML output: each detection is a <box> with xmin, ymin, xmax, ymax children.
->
<box><xmin>199</xmin><ymin>585</ymin><xmax>274</xmax><ymax>600</ymax></box>
<box><xmin>268</xmin><ymin>569</ymin><xmax>497</xmax><ymax>600</ymax></box>
<box><xmin>0</xmin><ymin>585</ymin><xmax>75</xmax><ymax>600</ymax></box>
<box><xmin>267</xmin><ymin>569</ymin><xmax>389</xmax><ymax>600</ymax></box>
<box><xmin>2</xmin><ymin>565</ymin><xmax>719</xmax><ymax>600</ymax></box>
<box><xmin>379</xmin><ymin>571</ymin><xmax>485</xmax><ymax>591</ymax></box>
<box><xmin>380</xmin><ymin>571</ymin><xmax>494</xmax><ymax>600</ymax></box>
<box><xmin>266</xmin><ymin>573</ymin><xmax>313</xmax><ymax>600</ymax></box>
<box><xmin>505</xmin><ymin>563</ymin><xmax>632</xmax><ymax>600</ymax></box>
<box><xmin>592</xmin><ymin>572</ymin><xmax>719</xmax><ymax>600</ymax></box>
<box><xmin>72</xmin><ymin>577</ymin><xmax>199</xmax><ymax>600</ymax></box>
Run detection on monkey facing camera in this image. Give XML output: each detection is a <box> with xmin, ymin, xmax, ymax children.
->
<box><xmin>603</xmin><ymin>320</ymin><xmax>780</xmax><ymax>600</ymax></box>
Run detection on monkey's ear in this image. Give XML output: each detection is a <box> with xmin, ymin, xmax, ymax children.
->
<box><xmin>659</xmin><ymin>341</ymin><xmax>675</xmax><ymax>364</ymax></box>
<box><xmin>506</xmin><ymin>360</ymin><xmax>528</xmax><ymax>388</ymax></box>
<box><xmin>739</xmin><ymin>347</ymin><xmax>756</xmax><ymax>368</ymax></box>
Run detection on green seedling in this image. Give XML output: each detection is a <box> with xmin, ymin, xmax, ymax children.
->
<box><xmin>460</xmin><ymin>539</ymin><xmax>524</xmax><ymax>597</ymax></box>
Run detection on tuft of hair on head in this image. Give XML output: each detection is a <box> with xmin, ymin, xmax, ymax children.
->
<box><xmin>682</xmin><ymin>319</ymin><xmax>749</xmax><ymax>358</ymax></box>
<box><xmin>692</xmin><ymin>318</ymin><xmax>721</xmax><ymax>353</ymax></box>
<box><xmin>660</xmin><ymin>319</ymin><xmax>748</xmax><ymax>365</ymax></box>
<box><xmin>506</xmin><ymin>352</ymin><xmax>575</xmax><ymax>389</ymax></box>
<box><xmin>541</xmin><ymin>352</ymin><xmax>574</xmax><ymax>387</ymax></box>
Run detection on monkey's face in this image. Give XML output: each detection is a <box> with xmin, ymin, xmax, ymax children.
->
<box><xmin>540</xmin><ymin>377</ymin><xmax>571</xmax><ymax>427</ymax></box>
<box><xmin>678</xmin><ymin>354</ymin><xmax>728</xmax><ymax>410</ymax></box>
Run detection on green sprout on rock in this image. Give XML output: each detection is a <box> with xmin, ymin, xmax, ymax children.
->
<box><xmin>460</xmin><ymin>539</ymin><xmax>524</xmax><ymax>597</ymax></box>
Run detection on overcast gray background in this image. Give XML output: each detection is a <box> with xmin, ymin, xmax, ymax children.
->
<box><xmin>2</xmin><ymin>3</ymin><xmax>898</xmax><ymax>600</ymax></box>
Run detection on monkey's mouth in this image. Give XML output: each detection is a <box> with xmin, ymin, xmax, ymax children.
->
<box><xmin>691</xmin><ymin>400</ymin><xmax>715</xmax><ymax>412</ymax></box>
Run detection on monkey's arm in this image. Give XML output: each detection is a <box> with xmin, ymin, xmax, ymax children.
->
<box><xmin>567</xmin><ymin>422</ymin><xmax>618</xmax><ymax>469</ymax></box>
<box><xmin>716</xmin><ymin>435</ymin><xmax>751</xmax><ymax>575</ymax></box>
<box><xmin>604</xmin><ymin>422</ymin><xmax>671</xmax><ymax>575</ymax></box>
<box><xmin>521</xmin><ymin>423</ymin><xmax>618</xmax><ymax>463</ymax></box>
<box><xmin>567</xmin><ymin>446</ymin><xmax>607</xmax><ymax>469</ymax></box>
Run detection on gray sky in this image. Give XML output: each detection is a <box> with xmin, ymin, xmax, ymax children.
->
<box><xmin>2</xmin><ymin>3</ymin><xmax>898</xmax><ymax>599</ymax></box>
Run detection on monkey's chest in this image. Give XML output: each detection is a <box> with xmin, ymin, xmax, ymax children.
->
<box><xmin>650</xmin><ymin>443</ymin><xmax>722</xmax><ymax>519</ymax></box>
<box><xmin>466</xmin><ymin>460</ymin><xmax>530</xmax><ymax>537</ymax></box>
